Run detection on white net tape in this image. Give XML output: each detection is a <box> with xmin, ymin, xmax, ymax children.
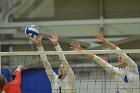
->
<box><xmin>0</xmin><ymin>49</ymin><xmax>140</xmax><ymax>56</ymax></box>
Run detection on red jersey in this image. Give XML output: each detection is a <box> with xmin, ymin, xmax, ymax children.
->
<box><xmin>2</xmin><ymin>70</ymin><xmax>21</xmax><ymax>93</ymax></box>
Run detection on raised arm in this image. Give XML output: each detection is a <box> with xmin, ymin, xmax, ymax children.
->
<box><xmin>49</xmin><ymin>32</ymin><xmax>75</xmax><ymax>81</ymax></box>
<box><xmin>32</xmin><ymin>36</ymin><xmax>55</xmax><ymax>81</ymax></box>
<box><xmin>11</xmin><ymin>65</ymin><xmax>26</xmax><ymax>86</ymax></box>
<box><xmin>70</xmin><ymin>41</ymin><xmax>118</xmax><ymax>77</ymax></box>
<box><xmin>95</xmin><ymin>32</ymin><xmax>137</xmax><ymax>72</ymax></box>
<box><xmin>95</xmin><ymin>32</ymin><xmax>117</xmax><ymax>49</ymax></box>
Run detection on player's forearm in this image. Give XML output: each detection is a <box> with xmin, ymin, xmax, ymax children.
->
<box><xmin>12</xmin><ymin>70</ymin><xmax>21</xmax><ymax>86</ymax></box>
<box><xmin>54</xmin><ymin>43</ymin><xmax>62</xmax><ymax>51</ymax></box>
<box><xmin>37</xmin><ymin>47</ymin><xmax>52</xmax><ymax>70</ymax></box>
<box><xmin>85</xmin><ymin>54</ymin><xmax>95</xmax><ymax>59</ymax></box>
<box><xmin>15</xmin><ymin>70</ymin><xmax>21</xmax><ymax>80</ymax></box>
<box><xmin>54</xmin><ymin>43</ymin><xmax>69</xmax><ymax>65</ymax></box>
<box><xmin>36</xmin><ymin>41</ymin><xmax>43</xmax><ymax>47</ymax></box>
<box><xmin>102</xmin><ymin>39</ymin><xmax>117</xmax><ymax>50</ymax></box>
<box><xmin>37</xmin><ymin>47</ymin><xmax>48</xmax><ymax>62</ymax></box>
<box><xmin>93</xmin><ymin>55</ymin><xmax>116</xmax><ymax>75</ymax></box>
<box><xmin>79</xmin><ymin>49</ymin><xmax>95</xmax><ymax>59</ymax></box>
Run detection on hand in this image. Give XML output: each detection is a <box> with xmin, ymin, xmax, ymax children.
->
<box><xmin>70</xmin><ymin>41</ymin><xmax>84</xmax><ymax>51</ymax></box>
<box><xmin>95</xmin><ymin>32</ymin><xmax>105</xmax><ymax>42</ymax></box>
<box><xmin>32</xmin><ymin>35</ymin><xmax>42</xmax><ymax>47</ymax></box>
<box><xmin>70</xmin><ymin>41</ymin><xmax>95</xmax><ymax>59</ymax></box>
<box><xmin>49</xmin><ymin>32</ymin><xmax>58</xmax><ymax>46</ymax></box>
<box><xmin>16</xmin><ymin>65</ymin><xmax>26</xmax><ymax>71</ymax></box>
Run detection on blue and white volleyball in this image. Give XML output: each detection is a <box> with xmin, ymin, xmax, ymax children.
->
<box><xmin>25</xmin><ymin>25</ymin><xmax>40</xmax><ymax>39</ymax></box>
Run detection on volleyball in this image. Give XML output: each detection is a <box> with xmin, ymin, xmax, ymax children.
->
<box><xmin>25</xmin><ymin>25</ymin><xmax>40</xmax><ymax>39</ymax></box>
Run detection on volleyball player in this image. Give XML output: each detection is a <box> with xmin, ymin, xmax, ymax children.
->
<box><xmin>70</xmin><ymin>33</ymin><xmax>139</xmax><ymax>93</ymax></box>
<box><xmin>32</xmin><ymin>33</ymin><xmax>76</xmax><ymax>93</ymax></box>
<box><xmin>0</xmin><ymin>65</ymin><xmax>25</xmax><ymax>93</ymax></box>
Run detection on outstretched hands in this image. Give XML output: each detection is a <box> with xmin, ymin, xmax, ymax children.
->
<box><xmin>70</xmin><ymin>41</ymin><xmax>84</xmax><ymax>51</ymax></box>
<box><xmin>49</xmin><ymin>32</ymin><xmax>59</xmax><ymax>46</ymax></box>
<box><xmin>95</xmin><ymin>32</ymin><xmax>105</xmax><ymax>42</ymax></box>
<box><xmin>70</xmin><ymin>41</ymin><xmax>95</xmax><ymax>59</ymax></box>
<box><xmin>16</xmin><ymin>65</ymin><xmax>26</xmax><ymax>71</ymax></box>
<box><xmin>32</xmin><ymin>35</ymin><xmax>42</xmax><ymax>47</ymax></box>
<box><xmin>95</xmin><ymin>32</ymin><xmax>117</xmax><ymax>49</ymax></box>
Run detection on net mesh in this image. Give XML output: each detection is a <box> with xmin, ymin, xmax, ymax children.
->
<box><xmin>0</xmin><ymin>49</ymin><xmax>140</xmax><ymax>93</ymax></box>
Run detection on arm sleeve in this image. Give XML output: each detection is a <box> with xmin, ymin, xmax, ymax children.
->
<box><xmin>93</xmin><ymin>55</ymin><xmax>118</xmax><ymax>77</ymax></box>
<box><xmin>116</xmin><ymin>47</ymin><xmax>138</xmax><ymax>73</ymax></box>
<box><xmin>37</xmin><ymin>47</ymin><xmax>55</xmax><ymax>81</ymax></box>
<box><xmin>54</xmin><ymin>44</ymin><xmax>75</xmax><ymax>83</ymax></box>
<box><xmin>54</xmin><ymin>44</ymin><xmax>67</xmax><ymax>62</ymax></box>
<box><xmin>11</xmin><ymin>70</ymin><xmax>21</xmax><ymax>86</ymax></box>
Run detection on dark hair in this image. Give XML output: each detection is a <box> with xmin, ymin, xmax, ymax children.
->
<box><xmin>0</xmin><ymin>74</ymin><xmax>6</xmax><ymax>89</ymax></box>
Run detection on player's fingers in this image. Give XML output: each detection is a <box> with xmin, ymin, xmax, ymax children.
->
<box><xmin>70</xmin><ymin>41</ymin><xmax>77</xmax><ymax>46</ymax></box>
<box><xmin>70</xmin><ymin>41</ymin><xmax>76</xmax><ymax>47</ymax></box>
<box><xmin>32</xmin><ymin>37</ymin><xmax>36</xmax><ymax>41</ymax></box>
<box><xmin>76</xmin><ymin>42</ymin><xmax>80</xmax><ymax>47</ymax></box>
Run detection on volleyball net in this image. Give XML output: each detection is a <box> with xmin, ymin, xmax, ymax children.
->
<box><xmin>0</xmin><ymin>49</ymin><xmax>140</xmax><ymax>93</ymax></box>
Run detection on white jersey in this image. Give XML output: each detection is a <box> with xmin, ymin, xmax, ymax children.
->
<box><xmin>93</xmin><ymin>47</ymin><xmax>140</xmax><ymax>93</ymax></box>
<box><xmin>37</xmin><ymin>44</ymin><xmax>76</xmax><ymax>93</ymax></box>
<box><xmin>52</xmin><ymin>72</ymin><xmax>76</xmax><ymax>93</ymax></box>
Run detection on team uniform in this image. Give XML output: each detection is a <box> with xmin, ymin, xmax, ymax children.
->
<box><xmin>1</xmin><ymin>71</ymin><xmax>21</xmax><ymax>93</ymax></box>
<box><xmin>38</xmin><ymin>44</ymin><xmax>76</xmax><ymax>93</ymax></box>
<box><xmin>93</xmin><ymin>47</ymin><xmax>139</xmax><ymax>93</ymax></box>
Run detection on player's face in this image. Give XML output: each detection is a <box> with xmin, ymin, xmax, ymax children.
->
<box><xmin>117</xmin><ymin>56</ymin><xmax>127</xmax><ymax>69</ymax></box>
<box><xmin>58</xmin><ymin>64</ymin><xmax>67</xmax><ymax>80</ymax></box>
